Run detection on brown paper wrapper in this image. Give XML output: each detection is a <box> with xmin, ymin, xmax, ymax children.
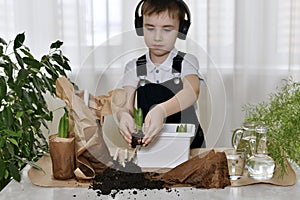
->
<box><xmin>55</xmin><ymin>76</ymin><xmax>126</xmax><ymax>180</ymax></box>
<box><xmin>49</xmin><ymin>134</ymin><xmax>75</xmax><ymax>180</ymax></box>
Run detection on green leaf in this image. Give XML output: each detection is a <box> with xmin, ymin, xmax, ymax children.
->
<box><xmin>4</xmin><ymin>170</ymin><xmax>9</xmax><ymax>180</ymax></box>
<box><xmin>0</xmin><ymin>37</ymin><xmax>7</xmax><ymax>45</ymax></box>
<box><xmin>0</xmin><ymin>107</ymin><xmax>14</xmax><ymax>128</ymax></box>
<box><xmin>64</xmin><ymin>111</ymin><xmax>69</xmax><ymax>137</ymax></box>
<box><xmin>134</xmin><ymin>108</ymin><xmax>138</xmax><ymax>124</ymax></box>
<box><xmin>134</xmin><ymin>108</ymin><xmax>143</xmax><ymax>131</ymax></box>
<box><xmin>17</xmin><ymin>68</ymin><xmax>29</xmax><ymax>84</ymax></box>
<box><xmin>4</xmin><ymin>63</ymin><xmax>15</xmax><ymax>80</ymax></box>
<box><xmin>8</xmin><ymin>138</ymin><xmax>19</xmax><ymax>147</ymax></box>
<box><xmin>0</xmin><ymin>76</ymin><xmax>7</xmax><ymax>101</ymax></box>
<box><xmin>5</xmin><ymin>129</ymin><xmax>22</xmax><ymax>138</ymax></box>
<box><xmin>0</xmin><ymin>137</ymin><xmax>5</xmax><ymax>148</ymax></box>
<box><xmin>42</xmin><ymin>62</ymin><xmax>59</xmax><ymax>78</ymax></box>
<box><xmin>23</xmin><ymin>57</ymin><xmax>41</xmax><ymax>69</ymax></box>
<box><xmin>14</xmin><ymin>50</ymin><xmax>24</xmax><ymax>69</ymax></box>
<box><xmin>8</xmin><ymin>163</ymin><xmax>21</xmax><ymax>182</ymax></box>
<box><xmin>53</xmin><ymin>64</ymin><xmax>67</xmax><ymax>76</ymax></box>
<box><xmin>26</xmin><ymin>109</ymin><xmax>35</xmax><ymax>115</ymax></box>
<box><xmin>13</xmin><ymin>32</ymin><xmax>25</xmax><ymax>50</ymax></box>
<box><xmin>22</xmin><ymin>90</ymin><xmax>32</xmax><ymax>106</ymax></box>
<box><xmin>30</xmin><ymin>67</ymin><xmax>41</xmax><ymax>73</ymax></box>
<box><xmin>4</xmin><ymin>62</ymin><xmax>13</xmax><ymax>80</ymax></box>
<box><xmin>15</xmin><ymin>155</ymin><xmax>46</xmax><ymax>174</ymax></box>
<box><xmin>0</xmin><ymin>160</ymin><xmax>6</xmax><ymax>180</ymax></box>
<box><xmin>138</xmin><ymin>108</ymin><xmax>143</xmax><ymax>126</ymax></box>
<box><xmin>20</xmin><ymin>48</ymin><xmax>34</xmax><ymax>59</ymax></box>
<box><xmin>63</xmin><ymin>61</ymin><xmax>71</xmax><ymax>71</ymax></box>
<box><xmin>28</xmin><ymin>90</ymin><xmax>38</xmax><ymax>105</ymax></box>
<box><xmin>41</xmin><ymin>74</ymin><xmax>54</xmax><ymax>93</ymax></box>
<box><xmin>50</xmin><ymin>40</ymin><xmax>63</xmax><ymax>49</ymax></box>
<box><xmin>52</xmin><ymin>53</ymin><xmax>65</xmax><ymax>67</ymax></box>
<box><xmin>61</xmin><ymin>54</ymin><xmax>71</xmax><ymax>71</ymax></box>
<box><xmin>18</xmin><ymin>160</ymin><xmax>23</xmax><ymax>168</ymax></box>
<box><xmin>1</xmin><ymin>54</ymin><xmax>11</xmax><ymax>63</ymax></box>
<box><xmin>6</xmin><ymin>142</ymin><xmax>15</xmax><ymax>155</ymax></box>
<box><xmin>16</xmin><ymin>111</ymin><xmax>24</xmax><ymax>119</ymax></box>
<box><xmin>40</xmin><ymin>118</ymin><xmax>49</xmax><ymax>130</ymax></box>
<box><xmin>32</xmin><ymin>76</ymin><xmax>43</xmax><ymax>94</ymax></box>
<box><xmin>58</xmin><ymin>112</ymin><xmax>66</xmax><ymax>138</ymax></box>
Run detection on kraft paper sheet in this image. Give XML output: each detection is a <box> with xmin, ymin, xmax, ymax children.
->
<box><xmin>28</xmin><ymin>148</ymin><xmax>297</xmax><ymax>188</ymax></box>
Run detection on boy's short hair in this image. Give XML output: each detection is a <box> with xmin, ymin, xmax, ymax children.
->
<box><xmin>141</xmin><ymin>0</ymin><xmax>186</xmax><ymax>21</ymax></box>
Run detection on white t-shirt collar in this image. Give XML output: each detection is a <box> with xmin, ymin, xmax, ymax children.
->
<box><xmin>145</xmin><ymin>48</ymin><xmax>179</xmax><ymax>73</ymax></box>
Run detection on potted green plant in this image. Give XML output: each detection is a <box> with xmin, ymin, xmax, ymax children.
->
<box><xmin>0</xmin><ymin>33</ymin><xmax>71</xmax><ymax>190</ymax></box>
<box><xmin>49</xmin><ymin>107</ymin><xmax>75</xmax><ymax>179</ymax></box>
<box><xmin>131</xmin><ymin>107</ymin><xmax>144</xmax><ymax>148</ymax></box>
<box><xmin>242</xmin><ymin>78</ymin><xmax>300</xmax><ymax>175</ymax></box>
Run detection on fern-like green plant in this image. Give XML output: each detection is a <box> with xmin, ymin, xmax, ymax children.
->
<box><xmin>243</xmin><ymin>77</ymin><xmax>300</xmax><ymax>175</ymax></box>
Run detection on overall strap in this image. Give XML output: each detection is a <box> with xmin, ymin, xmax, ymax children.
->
<box><xmin>172</xmin><ymin>51</ymin><xmax>186</xmax><ymax>74</ymax></box>
<box><xmin>136</xmin><ymin>54</ymin><xmax>147</xmax><ymax>76</ymax></box>
<box><xmin>136</xmin><ymin>51</ymin><xmax>186</xmax><ymax>76</ymax></box>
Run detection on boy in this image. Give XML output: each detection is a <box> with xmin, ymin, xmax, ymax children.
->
<box><xmin>118</xmin><ymin>0</ymin><xmax>205</xmax><ymax>148</ymax></box>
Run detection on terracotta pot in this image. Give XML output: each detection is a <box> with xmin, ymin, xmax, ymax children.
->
<box><xmin>49</xmin><ymin>134</ymin><xmax>75</xmax><ymax>180</ymax></box>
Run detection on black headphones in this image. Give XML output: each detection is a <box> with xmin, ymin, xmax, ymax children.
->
<box><xmin>134</xmin><ymin>0</ymin><xmax>191</xmax><ymax>40</ymax></box>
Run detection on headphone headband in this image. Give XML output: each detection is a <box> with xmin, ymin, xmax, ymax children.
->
<box><xmin>134</xmin><ymin>0</ymin><xmax>191</xmax><ymax>40</ymax></box>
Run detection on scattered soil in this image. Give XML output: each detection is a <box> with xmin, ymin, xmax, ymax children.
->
<box><xmin>90</xmin><ymin>160</ymin><xmax>165</xmax><ymax>198</ymax></box>
<box><xmin>89</xmin><ymin>150</ymin><xmax>231</xmax><ymax>198</ymax></box>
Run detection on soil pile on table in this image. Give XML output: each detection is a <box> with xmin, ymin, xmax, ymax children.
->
<box><xmin>90</xmin><ymin>150</ymin><xmax>231</xmax><ymax>198</ymax></box>
<box><xmin>90</xmin><ymin>161</ymin><xmax>165</xmax><ymax>198</ymax></box>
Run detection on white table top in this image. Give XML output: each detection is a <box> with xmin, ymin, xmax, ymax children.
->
<box><xmin>1</xmin><ymin>161</ymin><xmax>300</xmax><ymax>200</ymax></box>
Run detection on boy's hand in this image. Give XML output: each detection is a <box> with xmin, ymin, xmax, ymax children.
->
<box><xmin>118</xmin><ymin>111</ymin><xmax>135</xmax><ymax>144</ymax></box>
<box><xmin>143</xmin><ymin>105</ymin><xmax>166</xmax><ymax>146</ymax></box>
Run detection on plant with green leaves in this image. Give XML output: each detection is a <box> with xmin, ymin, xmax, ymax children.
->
<box><xmin>58</xmin><ymin>107</ymin><xmax>69</xmax><ymax>138</ymax></box>
<box><xmin>0</xmin><ymin>33</ymin><xmax>71</xmax><ymax>190</ymax></box>
<box><xmin>131</xmin><ymin>108</ymin><xmax>144</xmax><ymax>148</ymax></box>
<box><xmin>134</xmin><ymin>107</ymin><xmax>143</xmax><ymax>132</ymax></box>
<box><xmin>243</xmin><ymin>78</ymin><xmax>300</xmax><ymax>175</ymax></box>
<box><xmin>176</xmin><ymin>124</ymin><xmax>187</xmax><ymax>132</ymax></box>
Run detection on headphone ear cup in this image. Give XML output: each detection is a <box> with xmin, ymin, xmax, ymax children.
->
<box><xmin>178</xmin><ymin>19</ymin><xmax>190</xmax><ymax>40</ymax></box>
<box><xmin>135</xmin><ymin>16</ymin><xmax>144</xmax><ymax>36</ymax></box>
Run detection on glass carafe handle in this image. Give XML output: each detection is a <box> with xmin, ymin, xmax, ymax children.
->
<box><xmin>232</xmin><ymin>128</ymin><xmax>244</xmax><ymax>151</ymax></box>
<box><xmin>249</xmin><ymin>138</ymin><xmax>256</xmax><ymax>155</ymax></box>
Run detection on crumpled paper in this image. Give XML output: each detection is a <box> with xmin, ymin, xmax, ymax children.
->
<box><xmin>55</xmin><ymin>76</ymin><xmax>126</xmax><ymax>179</ymax></box>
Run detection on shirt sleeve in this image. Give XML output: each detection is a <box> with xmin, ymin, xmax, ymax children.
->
<box><xmin>181</xmin><ymin>53</ymin><xmax>204</xmax><ymax>81</ymax></box>
<box><xmin>121</xmin><ymin>58</ymin><xmax>139</xmax><ymax>88</ymax></box>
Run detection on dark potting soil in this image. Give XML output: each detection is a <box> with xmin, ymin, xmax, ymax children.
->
<box><xmin>90</xmin><ymin>161</ymin><xmax>166</xmax><ymax>198</ymax></box>
<box><xmin>131</xmin><ymin>131</ymin><xmax>144</xmax><ymax>148</ymax></box>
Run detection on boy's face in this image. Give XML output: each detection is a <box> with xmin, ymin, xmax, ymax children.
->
<box><xmin>143</xmin><ymin>10</ymin><xmax>180</xmax><ymax>60</ymax></box>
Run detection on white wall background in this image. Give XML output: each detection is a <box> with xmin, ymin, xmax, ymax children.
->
<box><xmin>0</xmin><ymin>0</ymin><xmax>299</xmax><ymax>148</ymax></box>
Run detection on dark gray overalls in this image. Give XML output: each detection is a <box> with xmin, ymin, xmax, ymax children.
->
<box><xmin>136</xmin><ymin>51</ymin><xmax>205</xmax><ymax>148</ymax></box>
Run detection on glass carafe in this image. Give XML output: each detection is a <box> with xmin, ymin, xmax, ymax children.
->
<box><xmin>246</xmin><ymin>125</ymin><xmax>275</xmax><ymax>180</ymax></box>
<box><xmin>231</xmin><ymin>121</ymin><xmax>258</xmax><ymax>158</ymax></box>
